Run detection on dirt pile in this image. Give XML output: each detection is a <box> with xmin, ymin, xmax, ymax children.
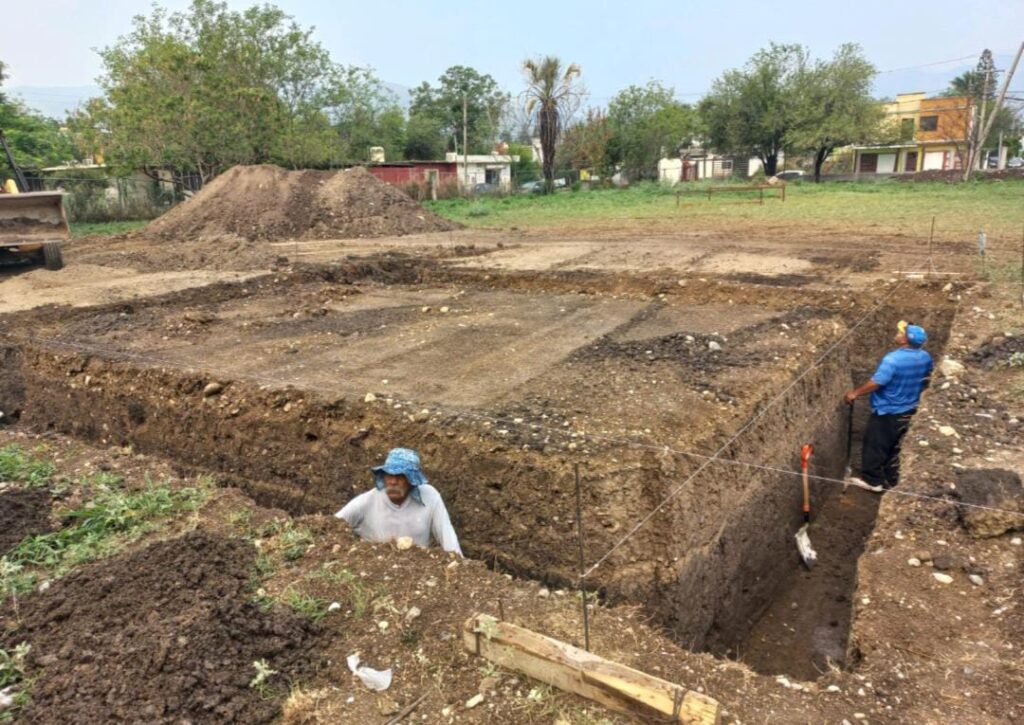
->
<box><xmin>146</xmin><ymin>165</ymin><xmax>460</xmax><ymax>242</ymax></box>
<box><xmin>5</xmin><ymin>531</ymin><xmax>321</xmax><ymax>724</ymax></box>
<box><xmin>0</xmin><ymin>488</ymin><xmax>51</xmax><ymax>554</ymax></box>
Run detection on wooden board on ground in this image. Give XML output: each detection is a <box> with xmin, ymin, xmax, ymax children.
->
<box><xmin>462</xmin><ymin>614</ymin><xmax>720</xmax><ymax>724</ymax></box>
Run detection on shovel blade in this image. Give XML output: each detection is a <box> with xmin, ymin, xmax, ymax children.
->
<box><xmin>795</xmin><ymin>524</ymin><xmax>817</xmax><ymax>570</ymax></box>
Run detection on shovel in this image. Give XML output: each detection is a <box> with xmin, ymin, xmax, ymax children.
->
<box><xmin>795</xmin><ymin>443</ymin><xmax>817</xmax><ymax>569</ymax></box>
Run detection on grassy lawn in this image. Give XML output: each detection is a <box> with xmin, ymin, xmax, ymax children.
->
<box><xmin>426</xmin><ymin>178</ymin><xmax>1024</xmax><ymax>242</ymax></box>
<box><xmin>70</xmin><ymin>220</ymin><xmax>150</xmax><ymax>238</ymax></box>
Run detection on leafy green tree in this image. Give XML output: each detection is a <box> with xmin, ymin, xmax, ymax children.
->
<box><xmin>521</xmin><ymin>56</ymin><xmax>583</xmax><ymax>193</ymax></box>
<box><xmin>786</xmin><ymin>44</ymin><xmax>881</xmax><ymax>182</ymax></box>
<box><xmin>0</xmin><ymin>61</ymin><xmax>75</xmax><ymax>173</ymax></box>
<box><xmin>408</xmin><ymin>66</ymin><xmax>509</xmax><ymax>155</ymax></box>
<box><xmin>606</xmin><ymin>81</ymin><xmax>696</xmax><ymax>179</ymax></box>
<box><xmin>699</xmin><ymin>43</ymin><xmax>808</xmax><ymax>177</ymax></box>
<box><xmin>73</xmin><ymin>1</ymin><xmax>397</xmax><ymax>183</ymax></box>
<box><xmin>326</xmin><ymin>67</ymin><xmax>405</xmax><ymax>162</ymax></box>
<box><xmin>403</xmin><ymin>112</ymin><xmax>446</xmax><ymax>160</ymax></box>
<box><xmin>508</xmin><ymin>142</ymin><xmax>541</xmax><ymax>185</ymax></box>
<box><xmin>556</xmin><ymin>109</ymin><xmax>613</xmax><ymax>178</ymax></box>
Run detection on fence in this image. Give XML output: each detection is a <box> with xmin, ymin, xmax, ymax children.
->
<box><xmin>22</xmin><ymin>173</ymin><xmax>190</xmax><ymax>223</ymax></box>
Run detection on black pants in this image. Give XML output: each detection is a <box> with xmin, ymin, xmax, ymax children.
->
<box><xmin>861</xmin><ymin>411</ymin><xmax>915</xmax><ymax>488</ymax></box>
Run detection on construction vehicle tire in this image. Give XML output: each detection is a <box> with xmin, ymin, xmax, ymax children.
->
<box><xmin>42</xmin><ymin>241</ymin><xmax>64</xmax><ymax>271</ymax></box>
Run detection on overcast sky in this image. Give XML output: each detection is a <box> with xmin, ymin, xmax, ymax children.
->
<box><xmin>4</xmin><ymin>0</ymin><xmax>1023</xmax><ymax>115</ymax></box>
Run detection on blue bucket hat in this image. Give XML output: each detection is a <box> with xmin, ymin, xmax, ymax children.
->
<box><xmin>372</xmin><ymin>448</ymin><xmax>427</xmax><ymax>504</ymax></box>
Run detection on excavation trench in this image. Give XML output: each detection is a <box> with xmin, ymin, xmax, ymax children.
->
<box><xmin>0</xmin><ymin>268</ymin><xmax>954</xmax><ymax>680</ymax></box>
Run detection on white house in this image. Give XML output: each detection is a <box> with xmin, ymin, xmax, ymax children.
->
<box><xmin>444</xmin><ymin>152</ymin><xmax>518</xmax><ymax>191</ymax></box>
<box><xmin>657</xmin><ymin>151</ymin><xmax>774</xmax><ymax>183</ymax></box>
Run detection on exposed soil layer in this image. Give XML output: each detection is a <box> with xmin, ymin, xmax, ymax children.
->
<box><xmin>146</xmin><ymin>165</ymin><xmax>461</xmax><ymax>242</ymax></box>
<box><xmin>0</xmin><ymin>487</ymin><xmax>51</xmax><ymax>554</ymax></box>
<box><xmin>3</xmin><ymin>530</ymin><xmax>321</xmax><ymax>724</ymax></box>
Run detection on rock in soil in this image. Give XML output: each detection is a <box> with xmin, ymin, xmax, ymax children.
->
<box><xmin>2</xmin><ymin>531</ymin><xmax>321</xmax><ymax>724</ymax></box>
<box><xmin>955</xmin><ymin>468</ymin><xmax>1023</xmax><ymax>538</ymax></box>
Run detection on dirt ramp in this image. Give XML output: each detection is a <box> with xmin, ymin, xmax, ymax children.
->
<box><xmin>146</xmin><ymin>164</ymin><xmax>460</xmax><ymax>242</ymax></box>
<box><xmin>6</xmin><ymin>531</ymin><xmax>320</xmax><ymax>724</ymax></box>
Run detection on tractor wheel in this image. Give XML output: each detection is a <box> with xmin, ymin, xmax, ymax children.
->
<box><xmin>42</xmin><ymin>242</ymin><xmax>64</xmax><ymax>271</ymax></box>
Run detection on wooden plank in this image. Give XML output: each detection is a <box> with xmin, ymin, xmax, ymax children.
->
<box><xmin>462</xmin><ymin>614</ymin><xmax>720</xmax><ymax>724</ymax></box>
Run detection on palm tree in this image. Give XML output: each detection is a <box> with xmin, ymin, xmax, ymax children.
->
<box><xmin>522</xmin><ymin>56</ymin><xmax>582</xmax><ymax>193</ymax></box>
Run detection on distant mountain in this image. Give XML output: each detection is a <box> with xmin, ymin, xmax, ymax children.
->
<box><xmin>8</xmin><ymin>81</ymin><xmax>413</xmax><ymax>120</ymax></box>
<box><xmin>6</xmin><ymin>85</ymin><xmax>101</xmax><ymax>120</ymax></box>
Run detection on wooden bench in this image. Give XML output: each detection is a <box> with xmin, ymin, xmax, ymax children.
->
<box><xmin>676</xmin><ymin>183</ymin><xmax>785</xmax><ymax>207</ymax></box>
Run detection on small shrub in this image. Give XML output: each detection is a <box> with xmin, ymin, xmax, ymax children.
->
<box><xmin>284</xmin><ymin>589</ymin><xmax>330</xmax><ymax>621</ymax></box>
<box><xmin>466</xmin><ymin>202</ymin><xmax>491</xmax><ymax>218</ymax></box>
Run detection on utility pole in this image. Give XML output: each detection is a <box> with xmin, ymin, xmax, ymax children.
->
<box><xmin>462</xmin><ymin>92</ymin><xmax>469</xmax><ymax>193</ymax></box>
<box><xmin>965</xmin><ymin>41</ymin><xmax>1024</xmax><ymax>181</ymax></box>
<box><xmin>975</xmin><ymin>62</ymin><xmax>992</xmax><ymax>171</ymax></box>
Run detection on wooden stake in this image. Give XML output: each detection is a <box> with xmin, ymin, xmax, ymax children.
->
<box><xmin>928</xmin><ymin>216</ymin><xmax>936</xmax><ymax>277</ymax></box>
<box><xmin>574</xmin><ymin>463</ymin><xmax>590</xmax><ymax>651</ymax></box>
<box><xmin>463</xmin><ymin>615</ymin><xmax>721</xmax><ymax>724</ymax></box>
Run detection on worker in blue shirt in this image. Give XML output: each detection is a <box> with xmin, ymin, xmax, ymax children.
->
<box><xmin>844</xmin><ymin>321</ymin><xmax>933</xmax><ymax>492</ymax></box>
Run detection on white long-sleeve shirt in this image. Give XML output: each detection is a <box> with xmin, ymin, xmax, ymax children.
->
<box><xmin>335</xmin><ymin>484</ymin><xmax>463</xmax><ymax>556</ymax></box>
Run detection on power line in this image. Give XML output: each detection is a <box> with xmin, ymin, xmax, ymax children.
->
<box><xmin>878</xmin><ymin>54</ymin><xmax>980</xmax><ymax>75</ymax></box>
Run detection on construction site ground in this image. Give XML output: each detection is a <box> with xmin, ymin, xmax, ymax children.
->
<box><xmin>1</xmin><ymin>203</ymin><xmax>1021</xmax><ymax>724</ymax></box>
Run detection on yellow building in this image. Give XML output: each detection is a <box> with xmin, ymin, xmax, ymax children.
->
<box><xmin>852</xmin><ymin>92</ymin><xmax>973</xmax><ymax>174</ymax></box>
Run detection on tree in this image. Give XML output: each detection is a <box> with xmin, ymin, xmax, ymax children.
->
<box><xmin>508</xmin><ymin>142</ymin><xmax>541</xmax><ymax>185</ymax></box>
<box><xmin>0</xmin><ymin>60</ymin><xmax>76</xmax><ymax>171</ymax></box>
<box><xmin>699</xmin><ymin>43</ymin><xmax>808</xmax><ymax>177</ymax></box>
<box><xmin>942</xmin><ymin>50</ymin><xmax>1023</xmax><ymax>173</ymax></box>
<box><xmin>521</xmin><ymin>56</ymin><xmax>583</xmax><ymax>193</ymax></box>
<box><xmin>326</xmin><ymin>66</ymin><xmax>405</xmax><ymax>163</ymax></box>
<box><xmin>787</xmin><ymin>44</ymin><xmax>881</xmax><ymax>182</ymax></box>
<box><xmin>606</xmin><ymin>81</ymin><xmax>696</xmax><ymax>180</ymax></box>
<box><xmin>403</xmin><ymin>112</ymin><xmax>446</xmax><ymax>160</ymax></box>
<box><xmin>408</xmin><ymin>66</ymin><xmax>509</xmax><ymax>156</ymax></box>
<box><xmin>74</xmin><ymin>0</ymin><xmax>396</xmax><ymax>184</ymax></box>
<box><xmin>556</xmin><ymin>109</ymin><xmax>613</xmax><ymax>178</ymax></box>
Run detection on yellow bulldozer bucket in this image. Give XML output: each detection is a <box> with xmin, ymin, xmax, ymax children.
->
<box><xmin>0</xmin><ymin>191</ymin><xmax>70</xmax><ymax>270</ymax></box>
<box><xmin>0</xmin><ymin>191</ymin><xmax>70</xmax><ymax>245</ymax></box>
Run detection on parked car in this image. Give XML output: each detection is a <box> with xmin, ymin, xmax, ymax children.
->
<box><xmin>774</xmin><ymin>170</ymin><xmax>805</xmax><ymax>181</ymax></box>
<box><xmin>472</xmin><ymin>182</ymin><xmax>499</xmax><ymax>195</ymax></box>
<box><xmin>1007</xmin><ymin>157</ymin><xmax>1023</xmax><ymax>169</ymax></box>
<box><xmin>519</xmin><ymin>180</ymin><xmax>544</xmax><ymax>193</ymax></box>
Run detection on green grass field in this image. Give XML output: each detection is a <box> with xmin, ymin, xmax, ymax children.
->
<box><xmin>426</xmin><ymin>178</ymin><xmax>1024</xmax><ymax>241</ymax></box>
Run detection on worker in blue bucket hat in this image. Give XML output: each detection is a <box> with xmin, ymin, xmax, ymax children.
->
<box><xmin>335</xmin><ymin>448</ymin><xmax>463</xmax><ymax>555</ymax></box>
<box><xmin>844</xmin><ymin>320</ymin><xmax>933</xmax><ymax>492</ymax></box>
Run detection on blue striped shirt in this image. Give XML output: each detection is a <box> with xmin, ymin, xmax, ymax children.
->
<box><xmin>870</xmin><ymin>348</ymin><xmax>933</xmax><ymax>415</ymax></box>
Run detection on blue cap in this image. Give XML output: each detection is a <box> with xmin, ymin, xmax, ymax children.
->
<box><xmin>372</xmin><ymin>448</ymin><xmax>427</xmax><ymax>503</ymax></box>
<box><xmin>906</xmin><ymin>324</ymin><xmax>927</xmax><ymax>347</ymax></box>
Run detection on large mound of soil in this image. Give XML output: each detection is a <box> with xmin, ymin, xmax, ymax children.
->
<box><xmin>146</xmin><ymin>165</ymin><xmax>461</xmax><ymax>242</ymax></box>
<box><xmin>5</xmin><ymin>531</ymin><xmax>321</xmax><ymax>724</ymax></box>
